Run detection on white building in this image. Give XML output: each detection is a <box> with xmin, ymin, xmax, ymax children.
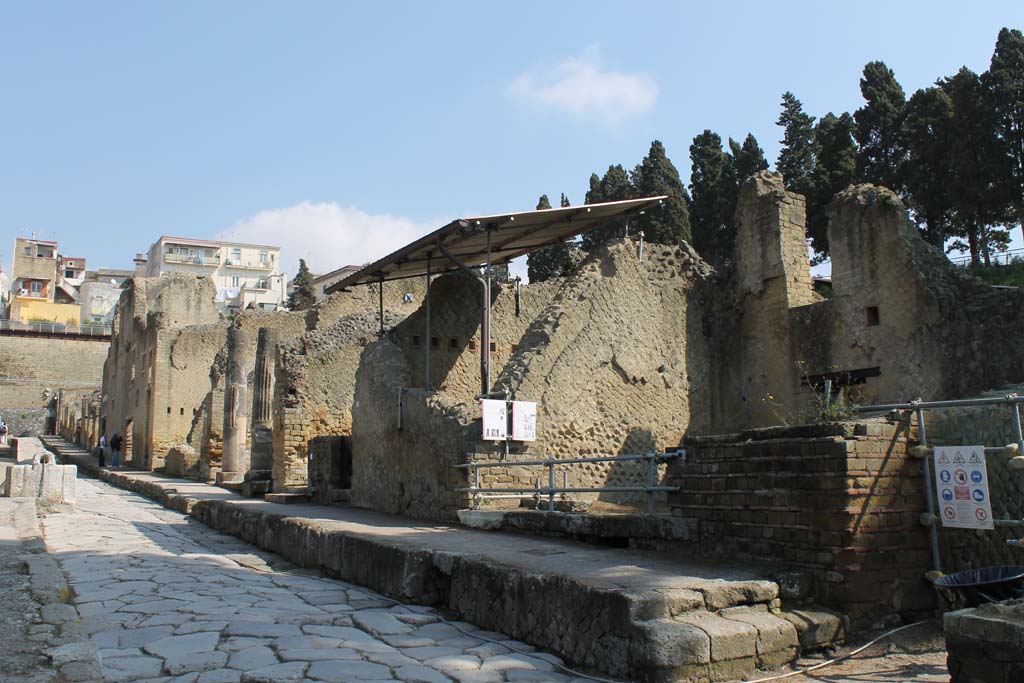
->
<box><xmin>136</xmin><ymin>237</ymin><xmax>286</xmax><ymax>313</ymax></box>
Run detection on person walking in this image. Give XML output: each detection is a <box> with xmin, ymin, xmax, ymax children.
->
<box><xmin>98</xmin><ymin>434</ymin><xmax>107</xmax><ymax>467</ymax></box>
<box><xmin>0</xmin><ymin>419</ymin><xmax>8</xmax><ymax>447</ymax></box>
<box><xmin>109</xmin><ymin>433</ymin><xmax>122</xmax><ymax>468</ymax></box>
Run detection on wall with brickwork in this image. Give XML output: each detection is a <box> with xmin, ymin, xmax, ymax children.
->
<box><xmin>667</xmin><ymin>420</ymin><xmax>934</xmax><ymax>628</ymax></box>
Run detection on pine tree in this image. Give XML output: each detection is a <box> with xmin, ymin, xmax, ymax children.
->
<box><xmin>776</xmin><ymin>92</ymin><xmax>817</xmax><ymax>197</ymax></box>
<box><xmin>689</xmin><ymin>130</ymin><xmax>738</xmax><ymax>260</ymax></box>
<box><xmin>632</xmin><ymin>140</ymin><xmax>692</xmax><ymax>245</ymax></box>
<box><xmin>729</xmin><ymin>133</ymin><xmax>769</xmax><ymax>182</ymax></box>
<box><xmin>985</xmin><ymin>27</ymin><xmax>1024</xmax><ymax>245</ymax></box>
<box><xmin>287</xmin><ymin>259</ymin><xmax>317</xmax><ymax>311</ymax></box>
<box><xmin>526</xmin><ymin>194</ymin><xmax>575</xmax><ymax>283</ymax></box>
<box><xmin>854</xmin><ymin>61</ymin><xmax>907</xmax><ymax>191</ymax></box>
<box><xmin>560</xmin><ymin>193</ymin><xmax>570</xmax><ymax>208</ymax></box>
<box><xmin>580</xmin><ymin>165</ymin><xmax>635</xmax><ymax>251</ymax></box>
<box><xmin>807</xmin><ymin>113</ymin><xmax>858</xmax><ymax>256</ymax></box>
<box><xmin>903</xmin><ymin>87</ymin><xmax>956</xmax><ymax>248</ymax></box>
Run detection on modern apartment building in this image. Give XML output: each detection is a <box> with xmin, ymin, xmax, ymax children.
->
<box><xmin>8</xmin><ymin>237</ymin><xmax>84</xmax><ymax>324</ymax></box>
<box><xmin>135</xmin><ymin>236</ymin><xmax>286</xmax><ymax>312</ymax></box>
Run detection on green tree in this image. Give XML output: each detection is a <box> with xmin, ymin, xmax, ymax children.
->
<box><xmin>854</xmin><ymin>61</ymin><xmax>907</xmax><ymax>191</ymax></box>
<box><xmin>287</xmin><ymin>258</ymin><xmax>317</xmax><ymax>311</ymax></box>
<box><xmin>560</xmin><ymin>193</ymin><xmax>570</xmax><ymax>208</ymax></box>
<box><xmin>903</xmin><ymin>87</ymin><xmax>956</xmax><ymax>248</ymax></box>
<box><xmin>776</xmin><ymin>92</ymin><xmax>816</xmax><ymax>197</ymax></box>
<box><xmin>526</xmin><ymin>194</ymin><xmax>575</xmax><ymax>283</ymax></box>
<box><xmin>807</xmin><ymin>112</ymin><xmax>858</xmax><ymax>256</ymax></box>
<box><xmin>631</xmin><ymin>140</ymin><xmax>692</xmax><ymax>245</ymax></box>
<box><xmin>985</xmin><ymin>27</ymin><xmax>1024</xmax><ymax>245</ymax></box>
<box><xmin>689</xmin><ymin>130</ymin><xmax>738</xmax><ymax>260</ymax></box>
<box><xmin>943</xmin><ymin>67</ymin><xmax>1012</xmax><ymax>266</ymax></box>
<box><xmin>580</xmin><ymin>164</ymin><xmax>635</xmax><ymax>251</ymax></box>
<box><xmin>728</xmin><ymin>133</ymin><xmax>769</xmax><ymax>182</ymax></box>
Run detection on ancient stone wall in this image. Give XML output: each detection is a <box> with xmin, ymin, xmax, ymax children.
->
<box><xmin>350</xmin><ymin>240</ymin><xmax>716</xmax><ymax>519</ymax></box>
<box><xmin>101</xmin><ymin>273</ymin><xmax>221</xmax><ymax>469</ymax></box>
<box><xmin>667</xmin><ymin>420</ymin><xmax>934</xmax><ymax>628</ymax></box>
<box><xmin>945</xmin><ymin>600</ymin><xmax>1024</xmax><ymax>683</ymax></box>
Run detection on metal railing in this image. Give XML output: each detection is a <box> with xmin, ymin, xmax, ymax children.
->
<box><xmin>948</xmin><ymin>247</ymin><xmax>1024</xmax><ymax>268</ymax></box>
<box><xmin>857</xmin><ymin>395</ymin><xmax>1024</xmax><ymax>572</ymax></box>
<box><xmin>164</xmin><ymin>252</ymin><xmax>220</xmax><ymax>266</ymax></box>
<box><xmin>454</xmin><ymin>451</ymin><xmax>685</xmax><ymax>514</ymax></box>
<box><xmin>0</xmin><ymin>318</ymin><xmax>112</xmax><ymax>336</ymax></box>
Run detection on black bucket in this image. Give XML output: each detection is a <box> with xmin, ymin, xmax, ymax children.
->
<box><xmin>934</xmin><ymin>565</ymin><xmax>1024</xmax><ymax>608</ymax></box>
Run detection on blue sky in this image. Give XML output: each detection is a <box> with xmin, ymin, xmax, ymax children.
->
<box><xmin>1</xmin><ymin>1</ymin><xmax>1021</xmax><ymax>278</ymax></box>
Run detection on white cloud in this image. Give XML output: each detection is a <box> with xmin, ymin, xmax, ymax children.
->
<box><xmin>508</xmin><ymin>45</ymin><xmax>658</xmax><ymax>125</ymax></box>
<box><xmin>217</xmin><ymin>201</ymin><xmax>435</xmax><ymax>277</ymax></box>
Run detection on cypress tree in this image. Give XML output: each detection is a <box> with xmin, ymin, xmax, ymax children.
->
<box><xmin>903</xmin><ymin>87</ymin><xmax>956</xmax><ymax>248</ymax></box>
<box><xmin>807</xmin><ymin>113</ymin><xmax>858</xmax><ymax>257</ymax></box>
<box><xmin>776</xmin><ymin>92</ymin><xmax>817</xmax><ymax>197</ymax></box>
<box><xmin>729</xmin><ymin>133</ymin><xmax>769</xmax><ymax>182</ymax></box>
<box><xmin>287</xmin><ymin>259</ymin><xmax>317</xmax><ymax>311</ymax></box>
<box><xmin>632</xmin><ymin>140</ymin><xmax>692</xmax><ymax>245</ymax></box>
<box><xmin>580</xmin><ymin>165</ymin><xmax>635</xmax><ymax>251</ymax></box>
<box><xmin>689</xmin><ymin>130</ymin><xmax>738</xmax><ymax>260</ymax></box>
<box><xmin>985</xmin><ymin>27</ymin><xmax>1024</xmax><ymax>244</ymax></box>
<box><xmin>526</xmin><ymin>195</ymin><xmax>575</xmax><ymax>283</ymax></box>
<box><xmin>854</xmin><ymin>61</ymin><xmax>907</xmax><ymax>191</ymax></box>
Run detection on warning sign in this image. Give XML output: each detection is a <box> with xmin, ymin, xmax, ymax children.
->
<box><xmin>481</xmin><ymin>399</ymin><xmax>507</xmax><ymax>441</ymax></box>
<box><xmin>934</xmin><ymin>446</ymin><xmax>992</xmax><ymax>530</ymax></box>
<box><xmin>511</xmin><ymin>401</ymin><xmax>537</xmax><ymax>442</ymax></box>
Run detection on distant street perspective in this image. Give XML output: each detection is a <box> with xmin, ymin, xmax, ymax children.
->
<box><xmin>3</xmin><ymin>4</ymin><xmax>1024</xmax><ymax>683</ymax></box>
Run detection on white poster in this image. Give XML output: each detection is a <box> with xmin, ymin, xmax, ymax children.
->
<box><xmin>934</xmin><ymin>446</ymin><xmax>993</xmax><ymax>530</ymax></box>
<box><xmin>511</xmin><ymin>401</ymin><xmax>537</xmax><ymax>442</ymax></box>
<box><xmin>481</xmin><ymin>399</ymin><xmax>507</xmax><ymax>441</ymax></box>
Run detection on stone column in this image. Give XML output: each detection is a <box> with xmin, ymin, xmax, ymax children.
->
<box><xmin>249</xmin><ymin>327</ymin><xmax>276</xmax><ymax>472</ymax></box>
<box><xmin>219</xmin><ymin>327</ymin><xmax>250</xmax><ymax>484</ymax></box>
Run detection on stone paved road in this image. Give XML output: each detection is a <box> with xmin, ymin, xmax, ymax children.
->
<box><xmin>42</xmin><ymin>477</ymin><xmax>590</xmax><ymax>683</ymax></box>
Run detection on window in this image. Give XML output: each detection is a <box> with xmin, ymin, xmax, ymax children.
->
<box><xmin>30</xmin><ymin>281</ymin><xmax>42</xmax><ymax>295</ymax></box>
<box><xmin>22</xmin><ymin>246</ymin><xmax>30</xmax><ymax>256</ymax></box>
<box><xmin>449</xmin><ymin>338</ymin><xmax>458</xmax><ymax>349</ymax></box>
<box><xmin>259</xmin><ymin>250</ymin><xmax>269</xmax><ymax>265</ymax></box>
<box><xmin>256</xmin><ymin>278</ymin><xmax>268</xmax><ymax>289</ymax></box>
<box><xmin>865</xmin><ymin>306</ymin><xmax>880</xmax><ymax>327</ymax></box>
<box><xmin>65</xmin><ymin>270</ymin><xmax>75</xmax><ymax>278</ymax></box>
<box><xmin>411</xmin><ymin>335</ymin><xmax>421</xmax><ymax>347</ymax></box>
<box><xmin>231</xmin><ymin>248</ymin><xmax>242</xmax><ymax>263</ymax></box>
<box><xmin>431</xmin><ymin>337</ymin><xmax>440</xmax><ymax>348</ymax></box>
<box><xmin>231</xmin><ymin>275</ymin><xmax>240</xmax><ymax>287</ymax></box>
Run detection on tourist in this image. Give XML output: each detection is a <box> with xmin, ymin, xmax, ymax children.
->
<box><xmin>98</xmin><ymin>434</ymin><xmax>107</xmax><ymax>467</ymax></box>
<box><xmin>0</xmin><ymin>419</ymin><xmax>7</xmax><ymax>446</ymax></box>
<box><xmin>110</xmin><ymin>433</ymin><xmax>122</xmax><ymax>468</ymax></box>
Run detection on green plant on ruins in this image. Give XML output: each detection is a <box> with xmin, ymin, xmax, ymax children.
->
<box><xmin>761</xmin><ymin>362</ymin><xmax>861</xmax><ymax>426</ymax></box>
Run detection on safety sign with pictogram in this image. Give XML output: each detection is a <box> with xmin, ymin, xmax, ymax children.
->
<box><xmin>934</xmin><ymin>446</ymin><xmax>992</xmax><ymax>530</ymax></box>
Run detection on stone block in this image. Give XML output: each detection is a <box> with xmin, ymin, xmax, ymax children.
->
<box><xmin>4</xmin><ymin>462</ymin><xmax>77</xmax><ymax>509</ymax></box>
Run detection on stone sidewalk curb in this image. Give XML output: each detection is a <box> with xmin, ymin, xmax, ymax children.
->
<box><xmin>10</xmin><ymin>497</ymin><xmax>104</xmax><ymax>681</ymax></box>
<box><xmin>45</xmin><ymin>440</ymin><xmax>846</xmax><ymax>683</ymax></box>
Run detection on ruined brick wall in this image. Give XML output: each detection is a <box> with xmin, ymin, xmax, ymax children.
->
<box><xmin>350</xmin><ymin>240</ymin><xmax>716</xmax><ymax>519</ymax></box>
<box><xmin>667</xmin><ymin>421</ymin><xmax>934</xmax><ymax>628</ymax></box>
<box><xmin>0</xmin><ymin>335</ymin><xmax>107</xmax><ymax>417</ymax></box>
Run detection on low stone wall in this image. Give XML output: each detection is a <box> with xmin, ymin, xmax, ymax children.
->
<box><xmin>4</xmin><ymin>463</ymin><xmax>77</xmax><ymax>510</ymax></box>
<box><xmin>669</xmin><ymin>420</ymin><xmax>934</xmax><ymax>629</ymax></box>
<box><xmin>945</xmin><ymin>599</ymin><xmax>1024</xmax><ymax>682</ymax></box>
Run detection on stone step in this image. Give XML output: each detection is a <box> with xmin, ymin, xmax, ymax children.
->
<box><xmin>263</xmin><ymin>492</ymin><xmax>310</xmax><ymax>504</ymax></box>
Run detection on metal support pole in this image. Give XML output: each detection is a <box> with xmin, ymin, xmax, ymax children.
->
<box><xmin>483</xmin><ymin>229</ymin><xmax>492</xmax><ymax>393</ymax></box>
<box><xmin>647</xmin><ymin>452</ymin><xmax>655</xmax><ymax>514</ymax></box>
<box><xmin>917</xmin><ymin>406</ymin><xmax>942</xmax><ymax>573</ymax></box>
<box><xmin>514</xmin><ymin>278</ymin><xmax>521</xmax><ymax>317</ymax></box>
<box><xmin>638</xmin><ymin>231</ymin><xmax>645</xmax><ymax>263</ymax></box>
<box><xmin>377</xmin><ymin>276</ymin><xmax>385</xmax><ymax>340</ymax></box>
<box><xmin>424</xmin><ymin>253</ymin><xmax>431</xmax><ymax>389</ymax></box>
<box><xmin>548</xmin><ymin>460</ymin><xmax>555</xmax><ymax>512</ymax></box>
<box><xmin>397</xmin><ymin>387</ymin><xmax>403</xmax><ymax>431</ymax></box>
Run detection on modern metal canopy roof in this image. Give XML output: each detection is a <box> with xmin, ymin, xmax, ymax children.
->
<box><xmin>324</xmin><ymin>196</ymin><xmax>667</xmax><ymax>293</ymax></box>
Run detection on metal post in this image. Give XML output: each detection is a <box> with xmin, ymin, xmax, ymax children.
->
<box><xmin>1012</xmin><ymin>402</ymin><xmax>1024</xmax><ymax>454</ymax></box>
<box><xmin>377</xmin><ymin>276</ymin><xmax>385</xmax><ymax>340</ymax></box>
<box><xmin>397</xmin><ymin>387</ymin><xmax>403</xmax><ymax>431</ymax></box>
<box><xmin>638</xmin><ymin>231</ymin><xmax>645</xmax><ymax>263</ymax></box>
<box><xmin>917</xmin><ymin>406</ymin><xmax>942</xmax><ymax>573</ymax></box>
<box><xmin>647</xmin><ymin>452</ymin><xmax>656</xmax><ymax>515</ymax></box>
<box><xmin>424</xmin><ymin>253</ymin><xmax>431</xmax><ymax>389</ymax></box>
<box><xmin>548</xmin><ymin>460</ymin><xmax>555</xmax><ymax>512</ymax></box>
<box><xmin>514</xmin><ymin>278</ymin><xmax>521</xmax><ymax>317</ymax></box>
<box><xmin>483</xmin><ymin>229</ymin><xmax>492</xmax><ymax>393</ymax></box>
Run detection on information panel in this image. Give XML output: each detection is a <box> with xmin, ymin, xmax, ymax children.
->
<box><xmin>481</xmin><ymin>399</ymin><xmax>507</xmax><ymax>441</ymax></box>
<box><xmin>511</xmin><ymin>401</ymin><xmax>537</xmax><ymax>441</ymax></box>
<box><xmin>934</xmin><ymin>446</ymin><xmax>993</xmax><ymax>530</ymax></box>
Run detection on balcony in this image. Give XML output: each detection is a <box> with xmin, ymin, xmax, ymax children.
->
<box><xmin>164</xmin><ymin>251</ymin><xmax>220</xmax><ymax>267</ymax></box>
<box><xmin>224</xmin><ymin>258</ymin><xmax>275</xmax><ymax>271</ymax></box>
